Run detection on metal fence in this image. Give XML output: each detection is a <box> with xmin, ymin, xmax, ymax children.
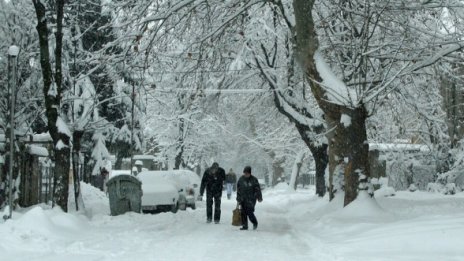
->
<box><xmin>39</xmin><ymin>158</ymin><xmax>54</xmax><ymax>204</ymax></box>
<box><xmin>298</xmin><ymin>173</ymin><xmax>316</xmax><ymax>187</ymax></box>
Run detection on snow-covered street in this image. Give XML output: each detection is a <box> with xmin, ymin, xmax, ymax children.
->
<box><xmin>1</xmin><ymin>183</ymin><xmax>464</xmax><ymax>261</ymax></box>
<box><xmin>3</xmin><ymin>1</ymin><xmax>464</xmax><ymax>261</ymax></box>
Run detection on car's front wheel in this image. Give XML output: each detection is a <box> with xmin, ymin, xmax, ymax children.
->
<box><xmin>178</xmin><ymin>195</ymin><xmax>187</xmax><ymax>211</ymax></box>
<box><xmin>179</xmin><ymin>202</ymin><xmax>187</xmax><ymax>211</ymax></box>
<box><xmin>171</xmin><ymin>203</ymin><xmax>178</xmax><ymax>213</ymax></box>
<box><xmin>190</xmin><ymin>203</ymin><xmax>196</xmax><ymax>210</ymax></box>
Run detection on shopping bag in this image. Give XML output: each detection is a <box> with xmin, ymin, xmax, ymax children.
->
<box><xmin>232</xmin><ymin>208</ymin><xmax>242</xmax><ymax>226</ymax></box>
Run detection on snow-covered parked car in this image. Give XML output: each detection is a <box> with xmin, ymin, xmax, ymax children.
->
<box><xmin>138</xmin><ymin>170</ymin><xmax>201</xmax><ymax>210</ymax></box>
<box><xmin>137</xmin><ymin>171</ymin><xmax>179</xmax><ymax>213</ymax></box>
<box><xmin>109</xmin><ymin>169</ymin><xmax>132</xmax><ymax>179</ymax></box>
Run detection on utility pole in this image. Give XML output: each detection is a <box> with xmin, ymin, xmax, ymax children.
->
<box><xmin>7</xmin><ymin>45</ymin><xmax>19</xmax><ymax>219</ymax></box>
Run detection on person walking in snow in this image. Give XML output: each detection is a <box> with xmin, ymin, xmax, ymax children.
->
<box><xmin>236</xmin><ymin>166</ymin><xmax>262</xmax><ymax>230</ymax></box>
<box><xmin>199</xmin><ymin>162</ymin><xmax>226</xmax><ymax>223</ymax></box>
<box><xmin>225</xmin><ymin>168</ymin><xmax>237</xmax><ymax>200</ymax></box>
<box><xmin>94</xmin><ymin>168</ymin><xmax>109</xmax><ymax>192</ymax></box>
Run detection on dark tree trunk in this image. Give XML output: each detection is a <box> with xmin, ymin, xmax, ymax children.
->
<box><xmin>54</xmin><ymin>147</ymin><xmax>71</xmax><ymax>210</ymax></box>
<box><xmin>115</xmin><ymin>156</ymin><xmax>123</xmax><ymax>170</ymax></box>
<box><xmin>325</xmin><ymin>107</ymin><xmax>369</xmax><ymax>205</ymax></box>
<box><xmin>293</xmin><ymin>0</ymin><xmax>371</xmax><ymax>206</ymax></box>
<box><xmin>174</xmin><ymin>118</ymin><xmax>185</xmax><ymax>170</ymax></box>
<box><xmin>295</xmin><ymin>123</ymin><xmax>328</xmax><ymax>197</ymax></box>
<box><xmin>33</xmin><ymin>0</ymin><xmax>70</xmax><ymax>212</ymax></box>
<box><xmin>309</xmin><ymin>143</ymin><xmax>328</xmax><ymax>197</ymax></box>
<box><xmin>83</xmin><ymin>152</ymin><xmax>92</xmax><ymax>183</ymax></box>
<box><xmin>72</xmin><ymin>131</ymin><xmax>84</xmax><ymax>211</ymax></box>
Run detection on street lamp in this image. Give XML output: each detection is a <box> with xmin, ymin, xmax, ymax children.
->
<box><xmin>6</xmin><ymin>45</ymin><xmax>19</xmax><ymax>220</ymax></box>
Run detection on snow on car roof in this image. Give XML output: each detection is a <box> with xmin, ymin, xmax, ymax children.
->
<box><xmin>137</xmin><ymin>171</ymin><xmax>178</xmax><ymax>191</ymax></box>
<box><xmin>138</xmin><ymin>170</ymin><xmax>200</xmax><ymax>189</ymax></box>
<box><xmin>109</xmin><ymin>170</ymin><xmax>132</xmax><ymax>179</ymax></box>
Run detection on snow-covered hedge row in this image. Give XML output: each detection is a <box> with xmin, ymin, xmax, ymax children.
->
<box><xmin>428</xmin><ymin>140</ymin><xmax>464</xmax><ymax>194</ymax></box>
<box><xmin>384</xmin><ymin>150</ymin><xmax>435</xmax><ymax>191</ymax></box>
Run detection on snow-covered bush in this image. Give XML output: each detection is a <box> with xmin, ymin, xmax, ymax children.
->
<box><xmin>408</xmin><ymin>184</ymin><xmax>417</xmax><ymax>192</ymax></box>
<box><xmin>430</xmin><ymin>170</ymin><xmax>463</xmax><ymax>194</ymax></box>
<box><xmin>372</xmin><ymin>177</ymin><xmax>395</xmax><ymax>197</ymax></box>
<box><xmin>429</xmin><ymin>140</ymin><xmax>464</xmax><ymax>194</ymax></box>
<box><xmin>384</xmin><ymin>148</ymin><xmax>435</xmax><ymax>191</ymax></box>
<box><xmin>427</xmin><ymin>182</ymin><xmax>456</xmax><ymax>195</ymax></box>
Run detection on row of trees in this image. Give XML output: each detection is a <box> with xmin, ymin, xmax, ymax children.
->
<box><xmin>1</xmin><ymin>0</ymin><xmax>464</xmax><ymax>211</ymax></box>
<box><xmin>133</xmin><ymin>0</ymin><xmax>464</xmax><ymax>205</ymax></box>
<box><xmin>1</xmin><ymin>0</ymin><xmax>144</xmax><ymax>212</ymax></box>
<box><xmin>134</xmin><ymin>0</ymin><xmax>464</xmax><ymax>205</ymax></box>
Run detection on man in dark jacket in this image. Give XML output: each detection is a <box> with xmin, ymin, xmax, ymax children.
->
<box><xmin>236</xmin><ymin>166</ymin><xmax>262</xmax><ymax>230</ymax></box>
<box><xmin>200</xmin><ymin>162</ymin><xmax>226</xmax><ymax>223</ymax></box>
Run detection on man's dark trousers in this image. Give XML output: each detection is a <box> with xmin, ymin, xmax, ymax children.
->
<box><xmin>206</xmin><ymin>191</ymin><xmax>222</xmax><ymax>222</ymax></box>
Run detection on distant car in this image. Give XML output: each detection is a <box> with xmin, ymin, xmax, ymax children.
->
<box><xmin>138</xmin><ymin>170</ymin><xmax>201</xmax><ymax>210</ymax></box>
<box><xmin>137</xmin><ymin>171</ymin><xmax>179</xmax><ymax>213</ymax></box>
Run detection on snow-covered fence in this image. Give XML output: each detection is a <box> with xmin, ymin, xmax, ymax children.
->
<box><xmin>298</xmin><ymin>172</ymin><xmax>316</xmax><ymax>187</ymax></box>
<box><xmin>39</xmin><ymin>158</ymin><xmax>54</xmax><ymax>203</ymax></box>
<box><xmin>18</xmin><ymin>144</ymin><xmax>53</xmax><ymax>207</ymax></box>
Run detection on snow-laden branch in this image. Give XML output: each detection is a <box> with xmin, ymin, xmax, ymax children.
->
<box><xmin>314</xmin><ymin>51</ymin><xmax>359</xmax><ymax>107</ymax></box>
<box><xmin>409</xmin><ymin>43</ymin><xmax>464</xmax><ymax>73</ymax></box>
<box><xmin>196</xmin><ymin>0</ymin><xmax>263</xmax><ymax>43</ymax></box>
<box><xmin>141</xmin><ymin>0</ymin><xmax>198</xmax><ymax>24</ymax></box>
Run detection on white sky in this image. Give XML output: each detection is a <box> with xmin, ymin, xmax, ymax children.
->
<box><xmin>1</xmin><ymin>183</ymin><xmax>464</xmax><ymax>260</ymax></box>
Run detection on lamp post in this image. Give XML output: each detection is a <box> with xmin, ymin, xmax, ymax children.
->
<box><xmin>7</xmin><ymin>45</ymin><xmax>19</xmax><ymax>219</ymax></box>
<box><xmin>129</xmin><ymin>81</ymin><xmax>135</xmax><ymax>175</ymax></box>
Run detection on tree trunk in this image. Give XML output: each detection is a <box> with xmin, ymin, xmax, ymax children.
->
<box><xmin>293</xmin><ymin>0</ymin><xmax>370</xmax><ymax>206</ymax></box>
<box><xmin>174</xmin><ymin>118</ymin><xmax>185</xmax><ymax>169</ymax></box>
<box><xmin>267</xmin><ymin>151</ymin><xmax>285</xmax><ymax>185</ymax></box>
<box><xmin>325</xmin><ymin>107</ymin><xmax>370</xmax><ymax>205</ymax></box>
<box><xmin>288</xmin><ymin>151</ymin><xmax>305</xmax><ymax>190</ymax></box>
<box><xmin>54</xmin><ymin>147</ymin><xmax>70</xmax><ymax>210</ymax></box>
<box><xmin>72</xmin><ymin>131</ymin><xmax>84</xmax><ymax>211</ymax></box>
<box><xmin>309</xmin><ymin>143</ymin><xmax>328</xmax><ymax>197</ymax></box>
<box><xmin>297</xmin><ymin>124</ymin><xmax>328</xmax><ymax>197</ymax></box>
<box><xmin>115</xmin><ymin>155</ymin><xmax>123</xmax><ymax>170</ymax></box>
<box><xmin>33</xmin><ymin>0</ymin><xmax>70</xmax><ymax>212</ymax></box>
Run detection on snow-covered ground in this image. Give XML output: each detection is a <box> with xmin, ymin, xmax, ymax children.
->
<box><xmin>1</xmin><ymin>182</ymin><xmax>464</xmax><ymax>261</ymax></box>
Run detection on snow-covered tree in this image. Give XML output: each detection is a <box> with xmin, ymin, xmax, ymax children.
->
<box><xmin>91</xmin><ymin>130</ymin><xmax>110</xmax><ymax>175</ymax></box>
<box><xmin>292</xmin><ymin>0</ymin><xmax>464</xmax><ymax>205</ymax></box>
<box><xmin>32</xmin><ymin>0</ymin><xmax>71</xmax><ymax>211</ymax></box>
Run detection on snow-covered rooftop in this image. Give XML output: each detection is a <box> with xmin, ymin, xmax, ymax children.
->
<box><xmin>369</xmin><ymin>143</ymin><xmax>430</xmax><ymax>152</ymax></box>
<box><xmin>133</xmin><ymin>155</ymin><xmax>156</xmax><ymax>160</ymax></box>
<box><xmin>27</xmin><ymin>145</ymin><xmax>49</xmax><ymax>157</ymax></box>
